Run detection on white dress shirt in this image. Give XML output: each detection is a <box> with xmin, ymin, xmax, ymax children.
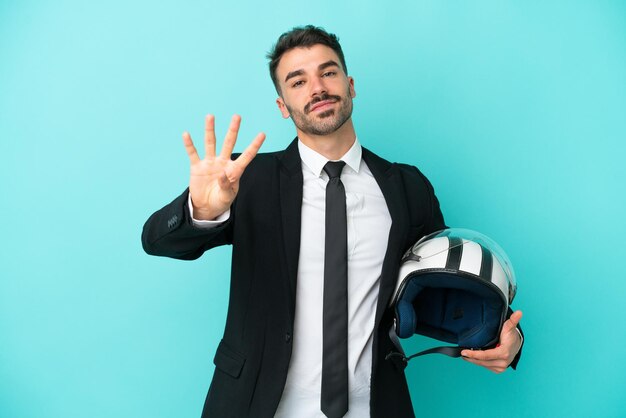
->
<box><xmin>274</xmin><ymin>139</ymin><xmax>391</xmax><ymax>418</ymax></box>
<box><xmin>190</xmin><ymin>139</ymin><xmax>392</xmax><ymax>417</ymax></box>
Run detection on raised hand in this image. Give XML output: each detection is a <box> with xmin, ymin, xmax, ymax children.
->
<box><xmin>183</xmin><ymin>114</ymin><xmax>266</xmax><ymax>220</ymax></box>
<box><xmin>460</xmin><ymin>310</ymin><xmax>523</xmax><ymax>373</ymax></box>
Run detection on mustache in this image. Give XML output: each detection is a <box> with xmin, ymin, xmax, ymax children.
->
<box><xmin>304</xmin><ymin>93</ymin><xmax>341</xmax><ymax>114</ymax></box>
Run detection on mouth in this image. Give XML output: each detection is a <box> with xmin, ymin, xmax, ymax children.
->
<box><xmin>307</xmin><ymin>97</ymin><xmax>340</xmax><ymax>113</ymax></box>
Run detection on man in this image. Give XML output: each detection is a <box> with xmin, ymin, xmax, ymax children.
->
<box><xmin>142</xmin><ymin>25</ymin><xmax>523</xmax><ymax>418</ymax></box>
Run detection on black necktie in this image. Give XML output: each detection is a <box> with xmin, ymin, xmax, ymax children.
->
<box><xmin>321</xmin><ymin>161</ymin><xmax>349</xmax><ymax>418</ymax></box>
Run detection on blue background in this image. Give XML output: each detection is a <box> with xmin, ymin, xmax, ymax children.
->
<box><xmin>1</xmin><ymin>1</ymin><xmax>625</xmax><ymax>417</ymax></box>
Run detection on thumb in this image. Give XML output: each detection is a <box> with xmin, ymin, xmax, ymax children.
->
<box><xmin>502</xmin><ymin>310</ymin><xmax>523</xmax><ymax>335</ymax></box>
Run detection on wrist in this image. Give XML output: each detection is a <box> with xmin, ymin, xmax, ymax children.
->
<box><xmin>192</xmin><ymin>206</ymin><xmax>220</xmax><ymax>221</ymax></box>
<box><xmin>188</xmin><ymin>194</ymin><xmax>220</xmax><ymax>221</ymax></box>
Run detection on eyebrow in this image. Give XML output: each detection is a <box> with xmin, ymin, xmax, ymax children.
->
<box><xmin>318</xmin><ymin>60</ymin><xmax>339</xmax><ymax>72</ymax></box>
<box><xmin>284</xmin><ymin>60</ymin><xmax>341</xmax><ymax>83</ymax></box>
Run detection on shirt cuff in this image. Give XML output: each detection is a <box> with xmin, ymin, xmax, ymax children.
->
<box><xmin>187</xmin><ymin>194</ymin><xmax>230</xmax><ymax>228</ymax></box>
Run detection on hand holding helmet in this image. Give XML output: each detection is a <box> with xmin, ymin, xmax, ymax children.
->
<box><xmin>460</xmin><ymin>310</ymin><xmax>523</xmax><ymax>373</ymax></box>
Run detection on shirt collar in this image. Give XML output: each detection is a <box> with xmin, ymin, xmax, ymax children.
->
<box><xmin>297</xmin><ymin>138</ymin><xmax>362</xmax><ymax>177</ymax></box>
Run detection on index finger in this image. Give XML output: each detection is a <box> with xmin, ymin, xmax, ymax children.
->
<box><xmin>233</xmin><ymin>132</ymin><xmax>266</xmax><ymax>170</ymax></box>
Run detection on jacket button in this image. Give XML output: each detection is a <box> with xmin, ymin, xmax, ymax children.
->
<box><xmin>285</xmin><ymin>332</ymin><xmax>292</xmax><ymax>343</ymax></box>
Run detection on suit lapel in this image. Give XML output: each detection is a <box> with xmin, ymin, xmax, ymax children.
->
<box><xmin>278</xmin><ymin>139</ymin><xmax>303</xmax><ymax>322</ymax></box>
<box><xmin>362</xmin><ymin>148</ymin><xmax>410</xmax><ymax>328</ymax></box>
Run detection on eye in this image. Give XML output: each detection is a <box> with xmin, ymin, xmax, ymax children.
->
<box><xmin>322</xmin><ymin>71</ymin><xmax>337</xmax><ymax>77</ymax></box>
<box><xmin>292</xmin><ymin>80</ymin><xmax>305</xmax><ymax>88</ymax></box>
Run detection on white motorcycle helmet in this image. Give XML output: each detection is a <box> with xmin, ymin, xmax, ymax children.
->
<box><xmin>387</xmin><ymin>228</ymin><xmax>517</xmax><ymax>362</ymax></box>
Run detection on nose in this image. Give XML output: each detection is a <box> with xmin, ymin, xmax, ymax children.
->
<box><xmin>309</xmin><ymin>76</ymin><xmax>327</xmax><ymax>97</ymax></box>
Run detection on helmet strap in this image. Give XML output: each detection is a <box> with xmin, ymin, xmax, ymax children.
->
<box><xmin>386</xmin><ymin>326</ymin><xmax>464</xmax><ymax>363</ymax></box>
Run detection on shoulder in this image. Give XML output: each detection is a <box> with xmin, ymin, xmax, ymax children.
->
<box><xmin>363</xmin><ymin>147</ymin><xmax>433</xmax><ymax>187</ymax></box>
<box><xmin>396</xmin><ymin>162</ymin><xmax>433</xmax><ymax>186</ymax></box>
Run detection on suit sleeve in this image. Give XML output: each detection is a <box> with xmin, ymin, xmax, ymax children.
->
<box><xmin>141</xmin><ymin>188</ymin><xmax>234</xmax><ymax>260</ymax></box>
<box><xmin>507</xmin><ymin>307</ymin><xmax>524</xmax><ymax>370</ymax></box>
<box><xmin>413</xmin><ymin>166</ymin><xmax>447</xmax><ymax>234</ymax></box>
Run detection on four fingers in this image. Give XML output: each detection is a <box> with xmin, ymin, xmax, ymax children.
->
<box><xmin>460</xmin><ymin>347</ymin><xmax>511</xmax><ymax>374</ymax></box>
<box><xmin>183</xmin><ymin>114</ymin><xmax>264</xmax><ymax>171</ymax></box>
<box><xmin>461</xmin><ymin>347</ymin><xmax>502</xmax><ymax>362</ymax></box>
<box><xmin>462</xmin><ymin>357</ymin><xmax>509</xmax><ymax>373</ymax></box>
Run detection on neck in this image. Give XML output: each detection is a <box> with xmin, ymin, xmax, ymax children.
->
<box><xmin>297</xmin><ymin>119</ymin><xmax>357</xmax><ymax>160</ymax></box>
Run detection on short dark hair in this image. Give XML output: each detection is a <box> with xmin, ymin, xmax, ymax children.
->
<box><xmin>267</xmin><ymin>25</ymin><xmax>348</xmax><ymax>94</ymax></box>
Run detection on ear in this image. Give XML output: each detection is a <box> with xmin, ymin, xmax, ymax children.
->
<box><xmin>276</xmin><ymin>97</ymin><xmax>290</xmax><ymax>119</ymax></box>
<box><xmin>348</xmin><ymin>76</ymin><xmax>356</xmax><ymax>99</ymax></box>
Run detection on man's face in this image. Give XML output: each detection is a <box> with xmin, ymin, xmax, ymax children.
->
<box><xmin>275</xmin><ymin>44</ymin><xmax>356</xmax><ymax>136</ymax></box>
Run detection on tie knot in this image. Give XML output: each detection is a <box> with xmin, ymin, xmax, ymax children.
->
<box><xmin>323</xmin><ymin>161</ymin><xmax>346</xmax><ymax>179</ymax></box>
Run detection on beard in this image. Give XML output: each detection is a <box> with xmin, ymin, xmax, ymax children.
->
<box><xmin>285</xmin><ymin>88</ymin><xmax>353</xmax><ymax>136</ymax></box>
